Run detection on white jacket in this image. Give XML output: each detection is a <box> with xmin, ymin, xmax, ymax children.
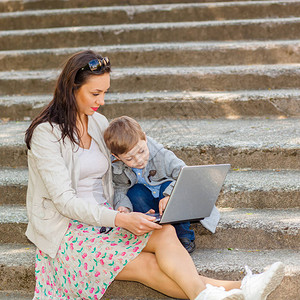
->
<box><xmin>25</xmin><ymin>112</ymin><xmax>118</xmax><ymax>258</ymax></box>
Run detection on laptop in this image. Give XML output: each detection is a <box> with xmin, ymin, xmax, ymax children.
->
<box><xmin>149</xmin><ymin>164</ymin><xmax>230</xmax><ymax>224</ymax></box>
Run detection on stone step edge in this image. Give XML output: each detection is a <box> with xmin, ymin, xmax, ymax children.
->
<box><xmin>0</xmin><ymin>118</ymin><xmax>300</xmax><ymax>148</ymax></box>
<box><xmin>1</xmin><ymin>206</ymin><xmax>299</xmax><ymax>234</ymax></box>
<box><xmin>1</xmin><ymin>0</ymin><xmax>297</xmax><ymax>18</ymax></box>
<box><xmin>2</xmin><ymin>89</ymin><xmax>300</xmax><ymax>106</ymax></box>
<box><xmin>3</xmin><ymin>96</ymin><xmax>300</xmax><ymax>121</ymax></box>
<box><xmin>0</xmin><ymin>244</ymin><xmax>299</xmax><ymax>299</ymax></box>
<box><xmin>1</xmin><ymin>89</ymin><xmax>300</xmax><ymax>121</ymax></box>
<box><xmin>1</xmin><ymin>40</ymin><xmax>300</xmax><ymax>57</ymax></box>
<box><xmin>1</xmin><ymin>207</ymin><xmax>299</xmax><ymax>248</ymax></box>
<box><xmin>3</xmin><ymin>18</ymin><xmax>300</xmax><ymax>52</ymax></box>
<box><xmin>2</xmin><ymin>168</ymin><xmax>300</xmax><ymax>209</ymax></box>
<box><xmin>2</xmin><ymin>244</ymin><xmax>299</xmax><ymax>274</ymax></box>
<box><xmin>2</xmin><ymin>118</ymin><xmax>300</xmax><ymax>149</ymax></box>
<box><xmin>1</xmin><ymin>167</ymin><xmax>300</xmax><ymax>192</ymax></box>
<box><xmin>1</xmin><ymin>119</ymin><xmax>300</xmax><ymax>169</ymax></box>
<box><xmin>1</xmin><ymin>0</ymin><xmax>300</xmax><ymax>32</ymax></box>
<box><xmin>2</xmin><ymin>41</ymin><xmax>300</xmax><ymax>73</ymax></box>
<box><xmin>0</xmin><ymin>291</ymin><xmax>34</xmax><ymax>300</ymax></box>
<box><xmin>3</xmin><ymin>65</ymin><xmax>300</xmax><ymax>96</ymax></box>
<box><xmin>1</xmin><ymin>17</ymin><xmax>300</xmax><ymax>37</ymax></box>
<box><xmin>1</xmin><ymin>64</ymin><xmax>300</xmax><ymax>80</ymax></box>
<box><xmin>1</xmin><ymin>168</ymin><xmax>300</xmax><ymax>209</ymax></box>
<box><xmin>0</xmin><ymin>0</ymin><xmax>251</xmax><ymax>13</ymax></box>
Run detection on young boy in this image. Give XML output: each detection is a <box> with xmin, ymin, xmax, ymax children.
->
<box><xmin>104</xmin><ymin>116</ymin><xmax>219</xmax><ymax>253</ymax></box>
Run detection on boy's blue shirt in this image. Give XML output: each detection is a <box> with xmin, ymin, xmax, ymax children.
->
<box><xmin>111</xmin><ymin>136</ymin><xmax>220</xmax><ymax>233</ymax></box>
<box><xmin>131</xmin><ymin>167</ymin><xmax>161</xmax><ymax>198</ymax></box>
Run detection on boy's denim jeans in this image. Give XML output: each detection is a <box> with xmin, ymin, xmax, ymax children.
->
<box><xmin>127</xmin><ymin>181</ymin><xmax>195</xmax><ymax>241</ymax></box>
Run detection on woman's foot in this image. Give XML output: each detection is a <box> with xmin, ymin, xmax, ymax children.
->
<box><xmin>195</xmin><ymin>284</ymin><xmax>245</xmax><ymax>300</ymax></box>
<box><xmin>241</xmin><ymin>261</ymin><xmax>284</xmax><ymax>300</ymax></box>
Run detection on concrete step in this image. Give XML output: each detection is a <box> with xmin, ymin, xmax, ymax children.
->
<box><xmin>1</xmin><ymin>167</ymin><xmax>300</xmax><ymax>209</ymax></box>
<box><xmin>196</xmin><ymin>208</ymin><xmax>300</xmax><ymax>250</ymax></box>
<box><xmin>0</xmin><ymin>0</ymin><xmax>233</xmax><ymax>13</ymax></box>
<box><xmin>0</xmin><ymin>244</ymin><xmax>299</xmax><ymax>299</ymax></box>
<box><xmin>0</xmin><ymin>291</ymin><xmax>33</xmax><ymax>300</ymax></box>
<box><xmin>0</xmin><ymin>167</ymin><xmax>27</xmax><ymax>206</ymax></box>
<box><xmin>0</xmin><ymin>205</ymin><xmax>28</xmax><ymax>244</ymax></box>
<box><xmin>220</xmin><ymin>169</ymin><xmax>300</xmax><ymax>209</ymax></box>
<box><xmin>2</xmin><ymin>40</ymin><xmax>300</xmax><ymax>71</ymax></box>
<box><xmin>1</xmin><ymin>118</ymin><xmax>300</xmax><ymax>169</ymax></box>
<box><xmin>1</xmin><ymin>205</ymin><xmax>299</xmax><ymax>249</ymax></box>
<box><xmin>2</xmin><ymin>1</ymin><xmax>300</xmax><ymax>30</ymax></box>
<box><xmin>1</xmin><ymin>89</ymin><xmax>300</xmax><ymax>121</ymax></box>
<box><xmin>2</xmin><ymin>65</ymin><xmax>300</xmax><ymax>95</ymax></box>
<box><xmin>2</xmin><ymin>18</ymin><xmax>300</xmax><ymax>50</ymax></box>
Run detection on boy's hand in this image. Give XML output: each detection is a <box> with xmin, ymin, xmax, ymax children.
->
<box><xmin>146</xmin><ymin>209</ymin><xmax>155</xmax><ymax>214</ymax></box>
<box><xmin>159</xmin><ymin>196</ymin><xmax>170</xmax><ymax>215</ymax></box>
<box><xmin>117</xmin><ymin>206</ymin><xmax>130</xmax><ymax>213</ymax></box>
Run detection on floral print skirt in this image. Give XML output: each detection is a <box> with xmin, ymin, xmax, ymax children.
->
<box><xmin>33</xmin><ymin>210</ymin><xmax>151</xmax><ymax>299</ymax></box>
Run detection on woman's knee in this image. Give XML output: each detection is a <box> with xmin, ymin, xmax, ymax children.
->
<box><xmin>116</xmin><ymin>252</ymin><xmax>159</xmax><ymax>283</ymax></box>
<box><xmin>145</xmin><ymin>225</ymin><xmax>179</xmax><ymax>253</ymax></box>
<box><xmin>154</xmin><ymin>224</ymin><xmax>177</xmax><ymax>242</ymax></box>
<box><xmin>162</xmin><ymin>224</ymin><xmax>176</xmax><ymax>235</ymax></box>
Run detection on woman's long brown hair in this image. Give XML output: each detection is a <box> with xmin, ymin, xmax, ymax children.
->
<box><xmin>25</xmin><ymin>50</ymin><xmax>111</xmax><ymax>150</ymax></box>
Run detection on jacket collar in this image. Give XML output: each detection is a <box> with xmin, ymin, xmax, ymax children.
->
<box><xmin>111</xmin><ymin>159</ymin><xmax>125</xmax><ymax>174</ymax></box>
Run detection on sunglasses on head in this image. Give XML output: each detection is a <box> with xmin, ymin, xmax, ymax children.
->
<box><xmin>80</xmin><ymin>57</ymin><xmax>110</xmax><ymax>73</ymax></box>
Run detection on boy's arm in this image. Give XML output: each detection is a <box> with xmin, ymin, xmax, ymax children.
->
<box><xmin>110</xmin><ymin>159</ymin><xmax>134</xmax><ymax>212</ymax></box>
<box><xmin>112</xmin><ymin>169</ymin><xmax>134</xmax><ymax>212</ymax></box>
<box><xmin>113</xmin><ymin>186</ymin><xmax>133</xmax><ymax>212</ymax></box>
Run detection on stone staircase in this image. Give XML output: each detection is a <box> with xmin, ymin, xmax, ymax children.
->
<box><xmin>0</xmin><ymin>0</ymin><xmax>300</xmax><ymax>299</ymax></box>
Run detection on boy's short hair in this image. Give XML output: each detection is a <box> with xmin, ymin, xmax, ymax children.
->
<box><xmin>104</xmin><ymin>116</ymin><xmax>146</xmax><ymax>155</ymax></box>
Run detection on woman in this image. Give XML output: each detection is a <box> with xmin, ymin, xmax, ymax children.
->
<box><xmin>25</xmin><ymin>50</ymin><xmax>284</xmax><ymax>300</ymax></box>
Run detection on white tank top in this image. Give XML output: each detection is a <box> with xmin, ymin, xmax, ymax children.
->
<box><xmin>76</xmin><ymin>139</ymin><xmax>109</xmax><ymax>205</ymax></box>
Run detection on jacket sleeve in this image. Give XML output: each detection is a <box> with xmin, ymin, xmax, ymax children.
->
<box><xmin>112</xmin><ymin>169</ymin><xmax>134</xmax><ymax>212</ymax></box>
<box><xmin>160</xmin><ymin>148</ymin><xmax>186</xmax><ymax>196</ymax></box>
<box><xmin>29</xmin><ymin>123</ymin><xmax>118</xmax><ymax>227</ymax></box>
<box><xmin>113</xmin><ymin>188</ymin><xmax>134</xmax><ymax>212</ymax></box>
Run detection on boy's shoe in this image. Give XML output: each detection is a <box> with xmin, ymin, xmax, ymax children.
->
<box><xmin>179</xmin><ymin>238</ymin><xmax>196</xmax><ymax>253</ymax></box>
<box><xmin>241</xmin><ymin>262</ymin><xmax>284</xmax><ymax>300</ymax></box>
<box><xmin>195</xmin><ymin>284</ymin><xmax>245</xmax><ymax>300</ymax></box>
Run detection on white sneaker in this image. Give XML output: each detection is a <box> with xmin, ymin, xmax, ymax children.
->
<box><xmin>195</xmin><ymin>284</ymin><xmax>245</xmax><ymax>300</ymax></box>
<box><xmin>241</xmin><ymin>262</ymin><xmax>284</xmax><ymax>300</ymax></box>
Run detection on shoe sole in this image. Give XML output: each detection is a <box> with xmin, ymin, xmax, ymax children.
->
<box><xmin>261</xmin><ymin>262</ymin><xmax>285</xmax><ymax>300</ymax></box>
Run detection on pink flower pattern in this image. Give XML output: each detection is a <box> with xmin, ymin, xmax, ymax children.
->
<box><xmin>33</xmin><ymin>204</ymin><xmax>151</xmax><ymax>299</ymax></box>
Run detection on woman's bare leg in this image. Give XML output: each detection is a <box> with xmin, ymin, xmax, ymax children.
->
<box><xmin>117</xmin><ymin>225</ymin><xmax>241</xmax><ymax>299</ymax></box>
<box><xmin>116</xmin><ymin>251</ymin><xmax>188</xmax><ymax>299</ymax></box>
<box><xmin>116</xmin><ymin>252</ymin><xmax>241</xmax><ymax>299</ymax></box>
<box><xmin>143</xmin><ymin>225</ymin><xmax>205</xmax><ymax>299</ymax></box>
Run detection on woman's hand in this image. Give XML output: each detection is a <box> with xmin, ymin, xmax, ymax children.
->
<box><xmin>159</xmin><ymin>196</ymin><xmax>170</xmax><ymax>215</ymax></box>
<box><xmin>117</xmin><ymin>206</ymin><xmax>130</xmax><ymax>213</ymax></box>
<box><xmin>115</xmin><ymin>211</ymin><xmax>162</xmax><ymax>236</ymax></box>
